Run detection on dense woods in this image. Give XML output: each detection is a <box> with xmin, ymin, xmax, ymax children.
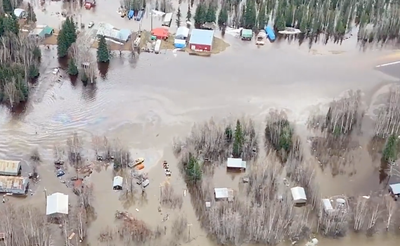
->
<box><xmin>0</xmin><ymin>5</ymin><xmax>41</xmax><ymax>107</ymax></box>
<box><xmin>194</xmin><ymin>0</ymin><xmax>400</xmax><ymax>45</ymax></box>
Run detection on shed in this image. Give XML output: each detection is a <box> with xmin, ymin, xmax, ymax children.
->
<box><xmin>0</xmin><ymin>160</ymin><xmax>21</xmax><ymax>176</ymax></box>
<box><xmin>189</xmin><ymin>29</ymin><xmax>214</xmax><ymax>51</ymax></box>
<box><xmin>46</xmin><ymin>192</ymin><xmax>69</xmax><ymax>215</ymax></box>
<box><xmin>322</xmin><ymin>198</ymin><xmax>333</xmax><ymax>212</ymax></box>
<box><xmin>0</xmin><ymin>176</ymin><xmax>29</xmax><ymax>195</ymax></box>
<box><xmin>174</xmin><ymin>39</ymin><xmax>186</xmax><ymax>48</ymax></box>
<box><xmin>151</xmin><ymin>27</ymin><xmax>169</xmax><ymax>40</ymax></box>
<box><xmin>13</xmin><ymin>8</ymin><xmax>26</xmax><ymax>18</ymax></box>
<box><xmin>42</xmin><ymin>26</ymin><xmax>54</xmax><ymax>37</ymax></box>
<box><xmin>241</xmin><ymin>29</ymin><xmax>253</xmax><ymax>40</ymax></box>
<box><xmin>291</xmin><ymin>186</ymin><xmax>307</xmax><ymax>204</ymax></box>
<box><xmin>389</xmin><ymin>183</ymin><xmax>400</xmax><ymax>195</ymax></box>
<box><xmin>113</xmin><ymin>176</ymin><xmax>123</xmax><ymax>190</ymax></box>
<box><xmin>214</xmin><ymin>188</ymin><xmax>229</xmax><ymax>199</ymax></box>
<box><xmin>227</xmin><ymin>158</ymin><xmax>246</xmax><ymax>170</ymax></box>
<box><xmin>175</xmin><ymin>26</ymin><xmax>189</xmax><ymax>40</ymax></box>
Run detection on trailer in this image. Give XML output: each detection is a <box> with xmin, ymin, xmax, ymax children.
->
<box><xmin>265</xmin><ymin>26</ymin><xmax>276</xmax><ymax>41</ymax></box>
<box><xmin>154</xmin><ymin>39</ymin><xmax>161</xmax><ymax>54</ymax></box>
<box><xmin>162</xmin><ymin>13</ymin><xmax>173</xmax><ymax>27</ymax></box>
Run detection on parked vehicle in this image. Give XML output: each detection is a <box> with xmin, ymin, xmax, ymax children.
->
<box><xmin>162</xmin><ymin>12</ymin><xmax>173</xmax><ymax>27</ymax></box>
<box><xmin>265</xmin><ymin>26</ymin><xmax>276</xmax><ymax>41</ymax></box>
<box><xmin>135</xmin><ymin>9</ymin><xmax>144</xmax><ymax>21</ymax></box>
<box><xmin>154</xmin><ymin>39</ymin><xmax>161</xmax><ymax>54</ymax></box>
<box><xmin>128</xmin><ymin>10</ymin><xmax>134</xmax><ymax>20</ymax></box>
<box><xmin>88</xmin><ymin>21</ymin><xmax>94</xmax><ymax>28</ymax></box>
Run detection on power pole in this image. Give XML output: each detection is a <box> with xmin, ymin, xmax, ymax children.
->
<box><xmin>187</xmin><ymin>223</ymin><xmax>192</xmax><ymax>242</ymax></box>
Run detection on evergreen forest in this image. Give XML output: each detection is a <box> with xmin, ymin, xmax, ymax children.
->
<box><xmin>193</xmin><ymin>0</ymin><xmax>400</xmax><ymax>45</ymax></box>
<box><xmin>0</xmin><ymin>1</ymin><xmax>41</xmax><ymax>107</ymax></box>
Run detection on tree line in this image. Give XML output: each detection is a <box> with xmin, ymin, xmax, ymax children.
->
<box><xmin>193</xmin><ymin>0</ymin><xmax>400</xmax><ymax>45</ymax></box>
<box><xmin>0</xmin><ymin>4</ymin><xmax>41</xmax><ymax>108</ymax></box>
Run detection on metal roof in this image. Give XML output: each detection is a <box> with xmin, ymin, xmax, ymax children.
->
<box><xmin>175</xmin><ymin>26</ymin><xmax>189</xmax><ymax>39</ymax></box>
<box><xmin>189</xmin><ymin>29</ymin><xmax>214</xmax><ymax>46</ymax></box>
<box><xmin>0</xmin><ymin>176</ymin><xmax>27</xmax><ymax>190</ymax></box>
<box><xmin>227</xmin><ymin>158</ymin><xmax>246</xmax><ymax>169</ymax></box>
<box><xmin>291</xmin><ymin>186</ymin><xmax>307</xmax><ymax>203</ymax></box>
<box><xmin>390</xmin><ymin>183</ymin><xmax>400</xmax><ymax>194</ymax></box>
<box><xmin>214</xmin><ymin>188</ymin><xmax>229</xmax><ymax>199</ymax></box>
<box><xmin>241</xmin><ymin>29</ymin><xmax>253</xmax><ymax>37</ymax></box>
<box><xmin>46</xmin><ymin>192</ymin><xmax>69</xmax><ymax>215</ymax></box>
<box><xmin>0</xmin><ymin>160</ymin><xmax>21</xmax><ymax>175</ymax></box>
<box><xmin>113</xmin><ymin>176</ymin><xmax>123</xmax><ymax>187</ymax></box>
<box><xmin>13</xmin><ymin>8</ymin><xmax>25</xmax><ymax>18</ymax></box>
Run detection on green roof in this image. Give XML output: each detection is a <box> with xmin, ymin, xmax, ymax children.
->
<box><xmin>241</xmin><ymin>29</ymin><xmax>253</xmax><ymax>38</ymax></box>
<box><xmin>43</xmin><ymin>26</ymin><xmax>54</xmax><ymax>35</ymax></box>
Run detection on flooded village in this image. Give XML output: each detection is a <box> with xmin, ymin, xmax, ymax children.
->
<box><xmin>2</xmin><ymin>0</ymin><xmax>400</xmax><ymax>245</ymax></box>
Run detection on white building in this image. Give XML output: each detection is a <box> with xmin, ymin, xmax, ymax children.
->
<box><xmin>226</xmin><ymin>158</ymin><xmax>246</xmax><ymax>170</ymax></box>
<box><xmin>291</xmin><ymin>186</ymin><xmax>307</xmax><ymax>204</ymax></box>
<box><xmin>214</xmin><ymin>188</ymin><xmax>234</xmax><ymax>201</ymax></box>
<box><xmin>13</xmin><ymin>8</ymin><xmax>26</xmax><ymax>19</ymax></box>
<box><xmin>46</xmin><ymin>192</ymin><xmax>69</xmax><ymax>216</ymax></box>
<box><xmin>113</xmin><ymin>176</ymin><xmax>123</xmax><ymax>190</ymax></box>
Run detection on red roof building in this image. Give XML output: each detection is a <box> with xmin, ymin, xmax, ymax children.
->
<box><xmin>151</xmin><ymin>27</ymin><xmax>169</xmax><ymax>40</ymax></box>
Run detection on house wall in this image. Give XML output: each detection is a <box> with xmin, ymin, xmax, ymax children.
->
<box><xmin>189</xmin><ymin>43</ymin><xmax>211</xmax><ymax>51</ymax></box>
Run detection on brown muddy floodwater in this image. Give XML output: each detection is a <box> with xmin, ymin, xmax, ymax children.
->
<box><xmin>2</xmin><ymin>12</ymin><xmax>400</xmax><ymax>245</ymax></box>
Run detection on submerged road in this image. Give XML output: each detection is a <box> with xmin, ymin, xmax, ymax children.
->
<box><xmin>375</xmin><ymin>52</ymin><xmax>400</xmax><ymax>79</ymax></box>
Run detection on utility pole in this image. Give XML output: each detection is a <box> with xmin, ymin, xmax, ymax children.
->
<box><xmin>43</xmin><ymin>187</ymin><xmax>47</xmax><ymax>211</ymax></box>
<box><xmin>187</xmin><ymin>223</ymin><xmax>192</xmax><ymax>242</ymax></box>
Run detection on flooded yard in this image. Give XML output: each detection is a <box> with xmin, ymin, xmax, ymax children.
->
<box><xmin>1</xmin><ymin>0</ymin><xmax>400</xmax><ymax>244</ymax></box>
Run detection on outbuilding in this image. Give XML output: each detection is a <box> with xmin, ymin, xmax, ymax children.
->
<box><xmin>0</xmin><ymin>176</ymin><xmax>29</xmax><ymax>195</ymax></box>
<box><xmin>151</xmin><ymin>27</ymin><xmax>169</xmax><ymax>40</ymax></box>
<box><xmin>0</xmin><ymin>160</ymin><xmax>22</xmax><ymax>176</ymax></box>
<box><xmin>175</xmin><ymin>26</ymin><xmax>189</xmax><ymax>40</ymax></box>
<box><xmin>113</xmin><ymin>176</ymin><xmax>123</xmax><ymax>190</ymax></box>
<box><xmin>226</xmin><ymin>158</ymin><xmax>246</xmax><ymax>170</ymax></box>
<box><xmin>240</xmin><ymin>29</ymin><xmax>253</xmax><ymax>40</ymax></box>
<box><xmin>46</xmin><ymin>192</ymin><xmax>69</xmax><ymax>216</ymax></box>
<box><xmin>291</xmin><ymin>186</ymin><xmax>307</xmax><ymax>204</ymax></box>
<box><xmin>188</xmin><ymin>29</ymin><xmax>214</xmax><ymax>52</ymax></box>
<box><xmin>389</xmin><ymin>183</ymin><xmax>400</xmax><ymax>200</ymax></box>
<box><xmin>214</xmin><ymin>188</ymin><xmax>234</xmax><ymax>201</ymax></box>
<box><xmin>322</xmin><ymin>198</ymin><xmax>333</xmax><ymax>213</ymax></box>
<box><xmin>13</xmin><ymin>8</ymin><xmax>26</xmax><ymax>19</ymax></box>
<box><xmin>174</xmin><ymin>39</ymin><xmax>186</xmax><ymax>49</ymax></box>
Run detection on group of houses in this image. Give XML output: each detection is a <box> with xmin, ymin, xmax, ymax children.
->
<box><xmin>211</xmin><ymin>157</ymin><xmax>309</xmax><ymax>205</ymax></box>
<box><xmin>0</xmin><ymin>159</ymin><xmax>28</xmax><ymax>195</ymax></box>
<box><xmin>150</xmin><ymin>11</ymin><xmax>215</xmax><ymax>52</ymax></box>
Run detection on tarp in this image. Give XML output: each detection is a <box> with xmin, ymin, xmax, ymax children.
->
<box><xmin>291</xmin><ymin>186</ymin><xmax>306</xmax><ymax>203</ymax></box>
<box><xmin>46</xmin><ymin>192</ymin><xmax>69</xmax><ymax>215</ymax></box>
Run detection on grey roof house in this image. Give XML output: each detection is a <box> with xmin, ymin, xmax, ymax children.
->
<box><xmin>0</xmin><ymin>160</ymin><xmax>22</xmax><ymax>176</ymax></box>
<box><xmin>0</xmin><ymin>176</ymin><xmax>29</xmax><ymax>195</ymax></box>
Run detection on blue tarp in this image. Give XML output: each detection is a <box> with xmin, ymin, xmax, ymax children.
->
<box><xmin>265</xmin><ymin>26</ymin><xmax>276</xmax><ymax>41</ymax></box>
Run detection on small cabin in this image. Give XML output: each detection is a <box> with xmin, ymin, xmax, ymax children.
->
<box><xmin>113</xmin><ymin>176</ymin><xmax>123</xmax><ymax>190</ymax></box>
<box><xmin>389</xmin><ymin>183</ymin><xmax>400</xmax><ymax>200</ymax></box>
<box><xmin>291</xmin><ymin>186</ymin><xmax>307</xmax><ymax>204</ymax></box>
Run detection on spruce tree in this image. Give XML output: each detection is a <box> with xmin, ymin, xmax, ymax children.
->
<box><xmin>186</xmin><ymin>6</ymin><xmax>191</xmax><ymax>22</ymax></box>
<box><xmin>256</xmin><ymin>2</ymin><xmax>266</xmax><ymax>30</ymax></box>
<box><xmin>217</xmin><ymin>4</ymin><xmax>228</xmax><ymax>27</ymax></box>
<box><xmin>3</xmin><ymin>15</ymin><xmax>19</xmax><ymax>35</ymax></box>
<box><xmin>244</xmin><ymin>0</ymin><xmax>256</xmax><ymax>29</ymax></box>
<box><xmin>57</xmin><ymin>30</ymin><xmax>68</xmax><ymax>58</ymax></box>
<box><xmin>97</xmin><ymin>35</ymin><xmax>110</xmax><ymax>63</ymax></box>
<box><xmin>205</xmin><ymin>3</ymin><xmax>216</xmax><ymax>23</ymax></box>
<box><xmin>68</xmin><ymin>58</ymin><xmax>79</xmax><ymax>76</ymax></box>
<box><xmin>176</xmin><ymin>7</ymin><xmax>181</xmax><ymax>27</ymax></box>
<box><xmin>233</xmin><ymin>120</ymin><xmax>244</xmax><ymax>158</ymax></box>
<box><xmin>2</xmin><ymin>0</ymin><xmax>13</xmax><ymax>13</ymax></box>
<box><xmin>57</xmin><ymin>17</ymin><xmax>77</xmax><ymax>58</ymax></box>
<box><xmin>27</xmin><ymin>3</ymin><xmax>37</xmax><ymax>23</ymax></box>
<box><xmin>383</xmin><ymin>135</ymin><xmax>398</xmax><ymax>164</ymax></box>
<box><xmin>194</xmin><ymin>2</ymin><xmax>206</xmax><ymax>27</ymax></box>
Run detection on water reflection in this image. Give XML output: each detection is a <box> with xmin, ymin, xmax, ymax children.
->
<box><xmin>98</xmin><ymin>62</ymin><xmax>109</xmax><ymax>79</ymax></box>
<box><xmin>82</xmin><ymin>82</ymin><xmax>97</xmax><ymax>101</ymax></box>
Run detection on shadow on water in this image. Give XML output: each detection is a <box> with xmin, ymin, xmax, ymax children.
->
<box><xmin>58</xmin><ymin>57</ymin><xmax>68</xmax><ymax>70</ymax></box>
<box><xmin>69</xmin><ymin>75</ymin><xmax>78</xmax><ymax>86</ymax></box>
<box><xmin>98</xmin><ymin>62</ymin><xmax>109</xmax><ymax>79</ymax></box>
<box><xmin>82</xmin><ymin>82</ymin><xmax>97</xmax><ymax>101</ymax></box>
<box><xmin>10</xmin><ymin>101</ymin><xmax>28</xmax><ymax>119</ymax></box>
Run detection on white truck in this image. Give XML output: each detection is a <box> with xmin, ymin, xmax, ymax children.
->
<box><xmin>154</xmin><ymin>39</ymin><xmax>161</xmax><ymax>54</ymax></box>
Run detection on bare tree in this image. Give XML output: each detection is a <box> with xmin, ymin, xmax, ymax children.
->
<box><xmin>384</xmin><ymin>195</ymin><xmax>397</xmax><ymax>230</ymax></box>
<box><xmin>375</xmin><ymin>85</ymin><xmax>400</xmax><ymax>137</ymax></box>
<box><xmin>160</xmin><ymin>183</ymin><xmax>183</xmax><ymax>209</ymax></box>
<box><xmin>4</xmin><ymin>80</ymin><xmax>17</xmax><ymax>108</ymax></box>
<box><xmin>353</xmin><ymin>196</ymin><xmax>368</xmax><ymax>231</ymax></box>
<box><xmin>67</xmin><ymin>132</ymin><xmax>84</xmax><ymax>174</ymax></box>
